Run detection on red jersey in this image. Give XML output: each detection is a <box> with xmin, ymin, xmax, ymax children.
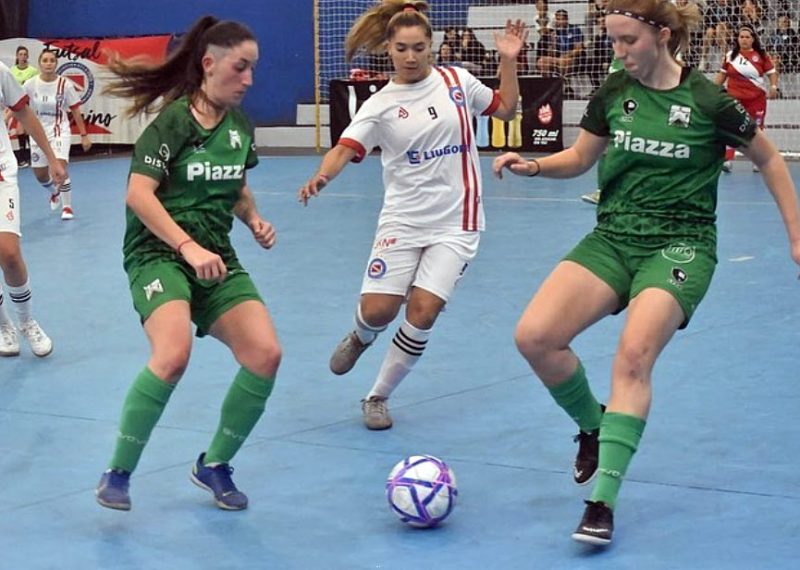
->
<box><xmin>720</xmin><ymin>49</ymin><xmax>775</xmax><ymax>102</ymax></box>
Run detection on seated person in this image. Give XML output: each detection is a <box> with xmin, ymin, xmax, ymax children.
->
<box><xmin>460</xmin><ymin>27</ymin><xmax>487</xmax><ymax>75</ymax></box>
<box><xmin>536</xmin><ymin>9</ymin><xmax>584</xmax><ymax>76</ymax></box>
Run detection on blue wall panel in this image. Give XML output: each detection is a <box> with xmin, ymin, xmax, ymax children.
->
<box><xmin>28</xmin><ymin>0</ymin><xmax>315</xmax><ymax>125</ymax></box>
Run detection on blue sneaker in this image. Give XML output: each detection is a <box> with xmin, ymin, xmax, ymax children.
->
<box><xmin>96</xmin><ymin>469</ymin><xmax>131</xmax><ymax>511</ymax></box>
<box><xmin>190</xmin><ymin>453</ymin><xmax>248</xmax><ymax>510</ymax></box>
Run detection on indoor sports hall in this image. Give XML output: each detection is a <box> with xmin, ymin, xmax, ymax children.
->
<box><xmin>1</xmin><ymin>1</ymin><xmax>798</xmax><ymax>569</ymax></box>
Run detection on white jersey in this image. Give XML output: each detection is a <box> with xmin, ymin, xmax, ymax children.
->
<box><xmin>0</xmin><ymin>62</ymin><xmax>29</xmax><ymax>181</ymax></box>
<box><xmin>340</xmin><ymin>66</ymin><xmax>499</xmax><ymax>231</ymax></box>
<box><xmin>24</xmin><ymin>75</ymin><xmax>81</xmax><ymax>139</ymax></box>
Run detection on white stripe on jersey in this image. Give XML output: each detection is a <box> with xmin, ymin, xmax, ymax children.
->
<box><xmin>24</xmin><ymin>75</ymin><xmax>81</xmax><ymax>140</ymax></box>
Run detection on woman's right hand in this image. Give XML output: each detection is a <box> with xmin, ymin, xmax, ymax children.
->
<box><xmin>180</xmin><ymin>241</ymin><xmax>227</xmax><ymax>282</ymax></box>
<box><xmin>493</xmin><ymin>152</ymin><xmax>535</xmax><ymax>178</ymax></box>
<box><xmin>298</xmin><ymin>173</ymin><xmax>329</xmax><ymax>206</ymax></box>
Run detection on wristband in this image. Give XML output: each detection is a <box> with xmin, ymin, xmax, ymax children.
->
<box><xmin>528</xmin><ymin>159</ymin><xmax>541</xmax><ymax>177</ymax></box>
<box><xmin>176</xmin><ymin>238</ymin><xmax>194</xmax><ymax>255</ymax></box>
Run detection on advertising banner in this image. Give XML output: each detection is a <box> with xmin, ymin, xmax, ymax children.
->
<box><xmin>1</xmin><ymin>36</ymin><xmax>171</xmax><ymax>144</ymax></box>
<box><xmin>330</xmin><ymin>75</ymin><xmax>563</xmax><ymax>152</ymax></box>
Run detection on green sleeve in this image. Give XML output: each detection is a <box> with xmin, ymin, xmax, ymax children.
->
<box><xmin>129</xmin><ymin>112</ymin><xmax>182</xmax><ymax>182</ymax></box>
<box><xmin>714</xmin><ymin>92</ymin><xmax>757</xmax><ymax>148</ymax></box>
<box><xmin>579</xmin><ymin>89</ymin><xmax>610</xmax><ymax>137</ymax></box>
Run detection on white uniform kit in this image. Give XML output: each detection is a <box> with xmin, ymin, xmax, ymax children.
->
<box><xmin>0</xmin><ymin>62</ymin><xmax>29</xmax><ymax>236</ymax></box>
<box><xmin>24</xmin><ymin>75</ymin><xmax>80</xmax><ymax>167</ymax></box>
<box><xmin>339</xmin><ymin>66</ymin><xmax>499</xmax><ymax>302</ymax></box>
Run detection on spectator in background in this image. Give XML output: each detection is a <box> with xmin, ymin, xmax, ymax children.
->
<box><xmin>741</xmin><ymin>0</ymin><xmax>766</xmax><ymax>37</ymax></box>
<box><xmin>585</xmin><ymin>13</ymin><xmax>612</xmax><ymax>90</ymax></box>
<box><xmin>701</xmin><ymin>0</ymin><xmax>739</xmax><ymax>71</ymax></box>
<box><xmin>586</xmin><ymin>0</ymin><xmax>608</xmax><ymax>38</ymax></box>
<box><xmin>9</xmin><ymin>46</ymin><xmax>37</xmax><ymax>168</ymax></box>
<box><xmin>536</xmin><ymin>9</ymin><xmax>584</xmax><ymax>77</ymax></box>
<box><xmin>769</xmin><ymin>13</ymin><xmax>799</xmax><ymax>72</ymax></box>
<box><xmin>460</xmin><ymin>27</ymin><xmax>487</xmax><ymax>74</ymax></box>
<box><xmin>438</xmin><ymin>26</ymin><xmax>462</xmax><ymax>62</ymax></box>
<box><xmin>437</xmin><ymin>42</ymin><xmax>462</xmax><ymax>66</ymax></box>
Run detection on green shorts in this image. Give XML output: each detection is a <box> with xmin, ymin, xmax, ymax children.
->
<box><xmin>128</xmin><ymin>261</ymin><xmax>263</xmax><ymax>337</ymax></box>
<box><xmin>563</xmin><ymin>231</ymin><xmax>717</xmax><ymax>328</ymax></box>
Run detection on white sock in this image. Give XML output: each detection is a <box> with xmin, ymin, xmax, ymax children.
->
<box><xmin>367</xmin><ymin>320</ymin><xmax>431</xmax><ymax>399</ymax></box>
<box><xmin>0</xmin><ymin>285</ymin><xmax>14</xmax><ymax>326</ymax></box>
<box><xmin>353</xmin><ymin>304</ymin><xmax>386</xmax><ymax>345</ymax></box>
<box><xmin>7</xmin><ymin>280</ymin><xmax>33</xmax><ymax>323</ymax></box>
<box><xmin>60</xmin><ymin>178</ymin><xmax>72</xmax><ymax>207</ymax></box>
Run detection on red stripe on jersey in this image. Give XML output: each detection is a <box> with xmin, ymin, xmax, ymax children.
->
<box><xmin>443</xmin><ymin>67</ymin><xmax>481</xmax><ymax>231</ymax></box>
<box><xmin>8</xmin><ymin>94</ymin><xmax>29</xmax><ymax>112</ymax></box>
<box><xmin>54</xmin><ymin>77</ymin><xmax>66</xmax><ymax>137</ymax></box>
<box><xmin>435</xmin><ymin>67</ymin><xmax>479</xmax><ymax>231</ymax></box>
<box><xmin>338</xmin><ymin>137</ymin><xmax>367</xmax><ymax>163</ymax></box>
<box><xmin>482</xmin><ymin>90</ymin><xmax>501</xmax><ymax>116</ymax></box>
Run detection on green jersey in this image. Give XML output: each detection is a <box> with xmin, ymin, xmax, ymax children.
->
<box><xmin>123</xmin><ymin>96</ymin><xmax>258</xmax><ymax>273</ymax></box>
<box><xmin>581</xmin><ymin>67</ymin><xmax>756</xmax><ymax>244</ymax></box>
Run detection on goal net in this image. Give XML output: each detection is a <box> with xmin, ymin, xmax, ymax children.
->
<box><xmin>316</xmin><ymin>0</ymin><xmax>800</xmax><ymax>156</ymax></box>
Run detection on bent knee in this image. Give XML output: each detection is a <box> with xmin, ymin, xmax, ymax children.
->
<box><xmin>238</xmin><ymin>342</ymin><xmax>282</xmax><ymax>377</ymax></box>
<box><xmin>514</xmin><ymin>320</ymin><xmax>554</xmax><ymax>361</ymax></box>
<box><xmin>150</xmin><ymin>349</ymin><xmax>191</xmax><ymax>383</ymax></box>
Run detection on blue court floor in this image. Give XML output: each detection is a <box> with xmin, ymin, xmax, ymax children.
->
<box><xmin>0</xmin><ymin>154</ymin><xmax>797</xmax><ymax>569</ymax></box>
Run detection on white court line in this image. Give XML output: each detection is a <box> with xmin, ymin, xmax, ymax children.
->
<box><xmin>729</xmin><ymin>256</ymin><xmax>755</xmax><ymax>262</ymax></box>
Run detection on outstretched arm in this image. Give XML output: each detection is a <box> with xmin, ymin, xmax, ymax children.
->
<box><xmin>493</xmin><ymin>128</ymin><xmax>608</xmax><ymax>179</ymax></box>
<box><xmin>298</xmin><ymin>143</ymin><xmax>358</xmax><ymax>205</ymax></box>
<box><xmin>740</xmin><ymin>130</ymin><xmax>800</xmax><ymax>269</ymax></box>
<box><xmin>492</xmin><ymin>19</ymin><xmax>529</xmax><ymax>121</ymax></box>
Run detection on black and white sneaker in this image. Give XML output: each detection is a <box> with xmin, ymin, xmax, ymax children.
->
<box><xmin>573</xmin><ymin>404</ymin><xmax>605</xmax><ymax>485</ymax></box>
<box><xmin>572</xmin><ymin>500</ymin><xmax>613</xmax><ymax>546</ymax></box>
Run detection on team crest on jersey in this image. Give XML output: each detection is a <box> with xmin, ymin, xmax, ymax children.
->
<box><xmin>621</xmin><ymin>98</ymin><xmax>638</xmax><ymax>122</ymax></box>
<box><xmin>449</xmin><ymin>86</ymin><xmax>466</xmax><ymax>107</ymax></box>
<box><xmin>5</xmin><ymin>210</ymin><xmax>13</xmax><ymax>222</ymax></box>
<box><xmin>668</xmin><ymin>105</ymin><xmax>692</xmax><ymax>128</ymax></box>
<box><xmin>159</xmin><ymin>143</ymin><xmax>170</xmax><ymax>162</ymax></box>
<box><xmin>367</xmin><ymin>258</ymin><xmax>387</xmax><ymax>279</ymax></box>
<box><xmin>229</xmin><ymin>129</ymin><xmax>242</xmax><ymax>149</ymax></box>
<box><xmin>398</xmin><ymin>106</ymin><xmax>409</xmax><ymax>119</ymax></box>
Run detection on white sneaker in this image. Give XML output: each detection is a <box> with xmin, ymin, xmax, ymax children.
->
<box><xmin>49</xmin><ymin>192</ymin><xmax>61</xmax><ymax>211</ymax></box>
<box><xmin>18</xmin><ymin>319</ymin><xmax>53</xmax><ymax>357</ymax></box>
<box><xmin>580</xmin><ymin>190</ymin><xmax>601</xmax><ymax>205</ymax></box>
<box><xmin>0</xmin><ymin>322</ymin><xmax>20</xmax><ymax>357</ymax></box>
<box><xmin>752</xmin><ymin>164</ymin><xmax>759</xmax><ymax>172</ymax></box>
<box><xmin>721</xmin><ymin>160</ymin><xmax>733</xmax><ymax>173</ymax></box>
<box><xmin>61</xmin><ymin>206</ymin><xmax>74</xmax><ymax>220</ymax></box>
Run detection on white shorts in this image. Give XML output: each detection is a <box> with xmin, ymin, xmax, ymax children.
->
<box><xmin>360</xmin><ymin>224</ymin><xmax>480</xmax><ymax>303</ymax></box>
<box><xmin>30</xmin><ymin>133</ymin><xmax>71</xmax><ymax>167</ymax></box>
<box><xmin>0</xmin><ymin>175</ymin><xmax>22</xmax><ymax>236</ymax></box>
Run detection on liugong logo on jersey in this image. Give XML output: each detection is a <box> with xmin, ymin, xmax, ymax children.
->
<box><xmin>406</xmin><ymin>144</ymin><xmax>469</xmax><ymax>165</ymax></box>
<box><xmin>612</xmin><ymin>130</ymin><xmax>690</xmax><ymax>159</ymax></box>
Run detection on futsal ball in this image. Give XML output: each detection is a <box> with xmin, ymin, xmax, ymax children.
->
<box><xmin>386</xmin><ymin>455</ymin><xmax>457</xmax><ymax>528</ymax></box>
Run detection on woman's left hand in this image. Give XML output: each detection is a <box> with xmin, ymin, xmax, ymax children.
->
<box><xmin>80</xmin><ymin>134</ymin><xmax>92</xmax><ymax>152</ymax></box>
<box><xmin>494</xmin><ymin>19</ymin><xmax>528</xmax><ymax>61</ymax></box>
<box><xmin>249</xmin><ymin>217</ymin><xmax>277</xmax><ymax>249</ymax></box>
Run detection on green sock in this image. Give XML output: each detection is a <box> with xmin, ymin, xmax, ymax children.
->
<box><xmin>204</xmin><ymin>367</ymin><xmax>275</xmax><ymax>465</ymax></box>
<box><xmin>546</xmin><ymin>360</ymin><xmax>603</xmax><ymax>432</ymax></box>
<box><xmin>109</xmin><ymin>368</ymin><xmax>174</xmax><ymax>473</ymax></box>
<box><xmin>590</xmin><ymin>412</ymin><xmax>646</xmax><ymax>509</ymax></box>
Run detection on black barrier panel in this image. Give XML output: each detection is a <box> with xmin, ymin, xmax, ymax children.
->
<box><xmin>330</xmin><ymin>75</ymin><xmax>563</xmax><ymax>153</ymax></box>
<box><xmin>0</xmin><ymin>0</ymin><xmax>28</xmax><ymax>39</ymax></box>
